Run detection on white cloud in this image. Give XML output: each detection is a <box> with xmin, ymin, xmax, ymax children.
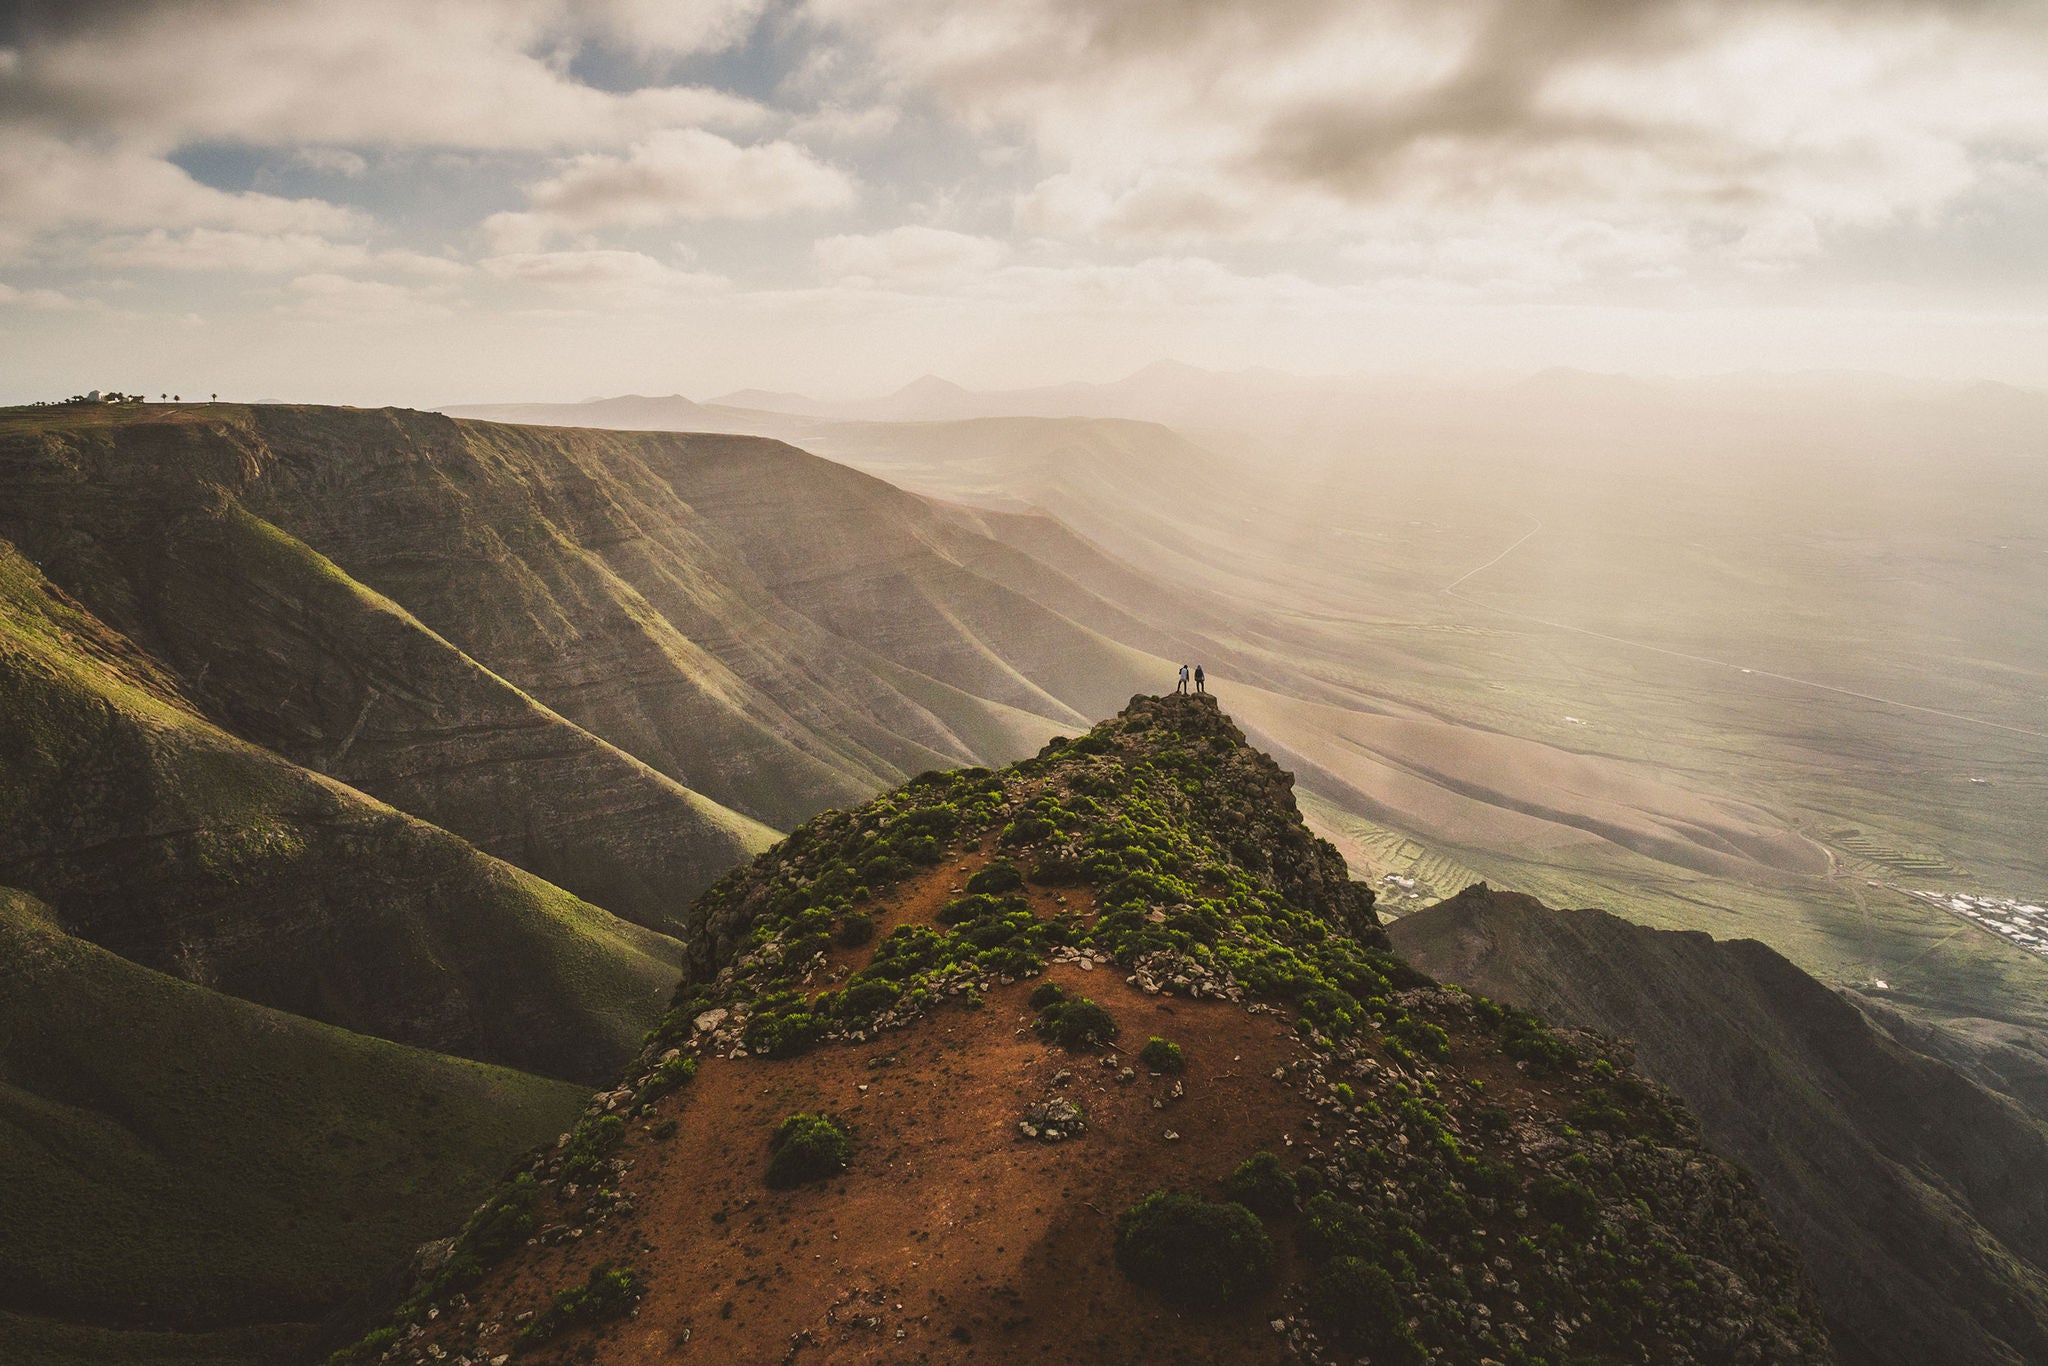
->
<box><xmin>806</xmin><ymin>0</ymin><xmax>2048</xmax><ymax>293</ymax></box>
<box><xmin>89</xmin><ymin>228</ymin><xmax>467</xmax><ymax>279</ymax></box>
<box><xmin>0</xmin><ymin>134</ymin><xmax>365</xmax><ymax>261</ymax></box>
<box><xmin>7</xmin><ymin>1</ymin><xmax>767</xmax><ymax>153</ymax></box>
<box><xmin>296</xmin><ymin>147</ymin><xmax>369</xmax><ymax>177</ymax></box>
<box><xmin>0</xmin><ymin>281</ymin><xmax>83</xmax><ymax>310</ymax></box>
<box><xmin>480</xmin><ymin>249</ymin><xmax>729</xmax><ymax>307</ymax></box>
<box><xmin>285</xmin><ymin>272</ymin><xmax>454</xmax><ymax>319</ymax></box>
<box><xmin>814</xmin><ymin>226</ymin><xmax>1007</xmax><ymax>286</ymax></box>
<box><xmin>486</xmin><ymin>129</ymin><xmax>856</xmax><ymax>248</ymax></box>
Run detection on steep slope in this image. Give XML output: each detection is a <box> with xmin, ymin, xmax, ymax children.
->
<box><xmin>0</xmin><ymin>537</ymin><xmax>680</xmax><ymax>1082</ymax></box>
<box><xmin>1389</xmin><ymin>887</ymin><xmax>2048</xmax><ymax>1366</ymax></box>
<box><xmin>344</xmin><ymin>696</ymin><xmax>1830</xmax><ymax>1366</ymax></box>
<box><xmin>0</xmin><ymin>885</ymin><xmax>589</xmax><ymax>1366</ymax></box>
<box><xmin>0</xmin><ymin>406</ymin><xmax>776</xmax><ymax>930</ymax></box>
<box><xmin>0</xmin><ymin>403</ymin><xmax>1177</xmax><ymax>834</ymax></box>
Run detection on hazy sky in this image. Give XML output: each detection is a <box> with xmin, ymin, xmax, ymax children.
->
<box><xmin>3</xmin><ymin>0</ymin><xmax>2046</xmax><ymax>405</ymax></box>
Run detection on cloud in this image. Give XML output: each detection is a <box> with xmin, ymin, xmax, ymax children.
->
<box><xmin>814</xmin><ymin>226</ymin><xmax>1007</xmax><ymax>285</ymax></box>
<box><xmin>805</xmin><ymin>0</ymin><xmax>2048</xmax><ymax>291</ymax></box>
<box><xmin>1</xmin><ymin>0</ymin><xmax>768</xmax><ymax>152</ymax></box>
<box><xmin>0</xmin><ymin>133</ymin><xmax>364</xmax><ymax>259</ymax></box>
<box><xmin>89</xmin><ymin>228</ymin><xmax>467</xmax><ymax>278</ymax></box>
<box><xmin>0</xmin><ymin>280</ymin><xmax>83</xmax><ymax>310</ymax></box>
<box><xmin>479</xmin><ymin>248</ymin><xmax>729</xmax><ymax>307</ymax></box>
<box><xmin>486</xmin><ymin>129</ymin><xmax>856</xmax><ymax>248</ymax></box>
<box><xmin>296</xmin><ymin>147</ymin><xmax>369</xmax><ymax>177</ymax></box>
<box><xmin>285</xmin><ymin>272</ymin><xmax>454</xmax><ymax>319</ymax></box>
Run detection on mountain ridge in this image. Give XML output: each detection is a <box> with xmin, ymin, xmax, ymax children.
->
<box><xmin>1390</xmin><ymin>887</ymin><xmax>2048</xmax><ymax>1366</ymax></box>
<box><xmin>344</xmin><ymin>695</ymin><xmax>1832</xmax><ymax>1366</ymax></box>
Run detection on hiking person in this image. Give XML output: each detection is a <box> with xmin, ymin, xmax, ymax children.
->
<box><xmin>1194</xmin><ymin>665</ymin><xmax>1206</xmax><ymax>694</ymax></box>
<box><xmin>1176</xmin><ymin>664</ymin><xmax>1190</xmax><ymax>695</ymax></box>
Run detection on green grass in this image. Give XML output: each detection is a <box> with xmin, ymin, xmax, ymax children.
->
<box><xmin>0</xmin><ymin>886</ymin><xmax>587</xmax><ymax>1364</ymax></box>
<box><xmin>0</xmin><ymin>540</ymin><xmax>687</xmax><ymax>1081</ymax></box>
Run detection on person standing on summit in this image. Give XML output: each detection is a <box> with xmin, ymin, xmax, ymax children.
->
<box><xmin>1194</xmin><ymin>665</ymin><xmax>1206</xmax><ymax>694</ymax></box>
<box><xmin>1176</xmin><ymin>663</ymin><xmax>1190</xmax><ymax>695</ymax></box>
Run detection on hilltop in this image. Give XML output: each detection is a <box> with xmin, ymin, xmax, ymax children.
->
<box><xmin>347</xmin><ymin>695</ymin><xmax>1830</xmax><ymax>1366</ymax></box>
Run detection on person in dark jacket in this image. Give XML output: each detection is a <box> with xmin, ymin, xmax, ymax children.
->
<box><xmin>1193</xmin><ymin>665</ymin><xmax>1206</xmax><ymax>694</ymax></box>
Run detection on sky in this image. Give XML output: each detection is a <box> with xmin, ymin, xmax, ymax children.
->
<box><xmin>2</xmin><ymin>0</ymin><xmax>2047</xmax><ymax>406</ymax></box>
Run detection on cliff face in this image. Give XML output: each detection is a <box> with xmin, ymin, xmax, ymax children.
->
<box><xmin>1390</xmin><ymin>886</ymin><xmax>2048</xmax><ymax>1366</ymax></box>
<box><xmin>353</xmin><ymin>696</ymin><xmax>1831</xmax><ymax>1366</ymax></box>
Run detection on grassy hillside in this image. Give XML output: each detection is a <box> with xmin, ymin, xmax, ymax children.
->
<box><xmin>0</xmin><ymin>538</ymin><xmax>681</xmax><ymax>1082</ymax></box>
<box><xmin>0</xmin><ymin>408</ymin><xmax>773</xmax><ymax>932</ymax></box>
<box><xmin>0</xmin><ymin>885</ymin><xmax>588</xmax><ymax>1366</ymax></box>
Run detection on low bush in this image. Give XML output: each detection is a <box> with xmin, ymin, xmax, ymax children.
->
<box><xmin>559</xmin><ymin>1114</ymin><xmax>625</xmax><ymax>1184</ymax></box>
<box><xmin>1036</xmin><ymin>996</ymin><xmax>1118</xmax><ymax>1049</ymax></box>
<box><xmin>965</xmin><ymin>861</ymin><xmax>1023</xmax><ymax>895</ymax></box>
<box><xmin>516</xmin><ymin>1263</ymin><xmax>644</xmax><ymax>1346</ymax></box>
<box><xmin>837</xmin><ymin>911</ymin><xmax>875</xmax><ymax>947</ymax></box>
<box><xmin>1530</xmin><ymin>1174</ymin><xmax>1601</xmax><ymax>1232</ymax></box>
<box><xmin>938</xmin><ymin>893</ymin><xmax>1008</xmax><ymax>925</ymax></box>
<box><xmin>1113</xmin><ymin>1191</ymin><xmax>1276</xmax><ymax>1308</ymax></box>
<box><xmin>1298</xmin><ymin>1192</ymin><xmax>1379</xmax><ymax>1263</ymax></box>
<box><xmin>1222</xmin><ymin>1151</ymin><xmax>1296</xmax><ymax>1217</ymax></box>
<box><xmin>1309</xmin><ymin>1257</ymin><xmax>1424</xmax><ymax>1363</ymax></box>
<box><xmin>1028</xmin><ymin>852</ymin><xmax>1087</xmax><ymax>885</ymax></box>
<box><xmin>766</xmin><ymin>1113</ymin><xmax>852</xmax><ymax>1189</ymax></box>
<box><xmin>1027</xmin><ymin>981</ymin><xmax>1067</xmax><ymax>1011</ymax></box>
<box><xmin>1001</xmin><ymin>815</ymin><xmax>1057</xmax><ymax>846</ymax></box>
<box><xmin>1138</xmin><ymin>1036</ymin><xmax>1184</xmax><ymax>1073</ymax></box>
<box><xmin>636</xmin><ymin>1054</ymin><xmax>696</xmax><ymax>1106</ymax></box>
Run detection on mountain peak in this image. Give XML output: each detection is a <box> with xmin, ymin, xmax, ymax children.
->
<box><xmin>338</xmin><ymin>694</ymin><xmax>1831</xmax><ymax>1366</ymax></box>
<box><xmin>889</xmin><ymin>373</ymin><xmax>974</xmax><ymax>399</ymax></box>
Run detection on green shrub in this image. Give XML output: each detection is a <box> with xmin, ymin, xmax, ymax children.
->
<box><xmin>1309</xmin><ymin>1257</ymin><xmax>1424</xmax><ymax>1363</ymax></box>
<box><xmin>765</xmin><ymin>1113</ymin><xmax>852</xmax><ymax>1189</ymax></box>
<box><xmin>516</xmin><ymin>1263</ymin><xmax>644</xmax><ymax>1346</ymax></box>
<box><xmin>637</xmin><ymin>1054</ymin><xmax>697</xmax><ymax>1105</ymax></box>
<box><xmin>1113</xmin><ymin>1191</ymin><xmax>1276</xmax><ymax>1308</ymax></box>
<box><xmin>650</xmin><ymin>1117</ymin><xmax>678</xmax><ymax>1141</ymax></box>
<box><xmin>744</xmin><ymin>1006</ymin><xmax>826</xmax><ymax>1057</ymax></box>
<box><xmin>1028</xmin><ymin>853</ymin><xmax>1087</xmax><ymax>885</ymax></box>
<box><xmin>837</xmin><ymin>911</ymin><xmax>875</xmax><ymax>947</ymax></box>
<box><xmin>1222</xmin><ymin>1151</ymin><xmax>1297</xmax><ymax>1216</ymax></box>
<box><xmin>1530</xmin><ymin>1174</ymin><xmax>1601</xmax><ymax>1232</ymax></box>
<box><xmin>1138</xmin><ymin>1036</ymin><xmax>1184</xmax><ymax>1072</ymax></box>
<box><xmin>965</xmin><ymin>861</ymin><xmax>1023</xmax><ymax>894</ymax></box>
<box><xmin>1001</xmin><ymin>815</ymin><xmax>1057</xmax><ymax>845</ymax></box>
<box><xmin>1298</xmin><ymin>1192</ymin><xmax>1379</xmax><ymax>1263</ymax></box>
<box><xmin>1036</xmin><ymin>997</ymin><xmax>1118</xmax><ymax>1050</ymax></box>
<box><xmin>560</xmin><ymin>1114</ymin><xmax>626</xmax><ymax>1183</ymax></box>
<box><xmin>938</xmin><ymin>893</ymin><xmax>1007</xmax><ymax>925</ymax></box>
<box><xmin>835</xmin><ymin>978</ymin><xmax>902</xmax><ymax>1017</ymax></box>
<box><xmin>1027</xmin><ymin>981</ymin><xmax>1067</xmax><ymax>1011</ymax></box>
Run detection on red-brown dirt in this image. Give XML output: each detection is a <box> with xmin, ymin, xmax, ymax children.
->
<box><xmin>425</xmin><ymin>851</ymin><xmax>1326</xmax><ymax>1365</ymax></box>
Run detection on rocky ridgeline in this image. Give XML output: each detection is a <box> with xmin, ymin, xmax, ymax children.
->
<box><xmin>338</xmin><ymin>694</ymin><xmax>1832</xmax><ymax>1366</ymax></box>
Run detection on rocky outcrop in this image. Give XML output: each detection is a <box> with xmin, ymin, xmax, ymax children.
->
<box><xmin>1391</xmin><ymin>886</ymin><xmax>2048</xmax><ymax>1366</ymax></box>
